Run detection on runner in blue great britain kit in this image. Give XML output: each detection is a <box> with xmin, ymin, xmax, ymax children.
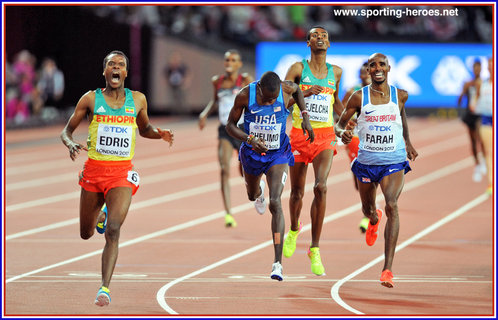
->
<box><xmin>335</xmin><ymin>53</ymin><xmax>418</xmax><ymax>288</ymax></box>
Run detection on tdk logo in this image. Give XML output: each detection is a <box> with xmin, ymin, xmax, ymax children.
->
<box><xmin>254</xmin><ymin>124</ymin><xmax>277</xmax><ymax>130</ymax></box>
<box><xmin>369</xmin><ymin>125</ymin><xmax>391</xmax><ymax>131</ymax></box>
<box><xmin>310</xmin><ymin>94</ymin><xmax>328</xmax><ymax>101</ymax></box>
<box><xmin>103</xmin><ymin>126</ymin><xmax>128</xmax><ymax>133</ymax></box>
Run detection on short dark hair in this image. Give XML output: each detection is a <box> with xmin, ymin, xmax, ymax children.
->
<box><xmin>226</xmin><ymin>49</ymin><xmax>241</xmax><ymax>58</ymax></box>
<box><xmin>103</xmin><ymin>50</ymin><xmax>129</xmax><ymax>71</ymax></box>
<box><xmin>306</xmin><ymin>26</ymin><xmax>328</xmax><ymax>41</ymax></box>
<box><xmin>260</xmin><ymin>71</ymin><xmax>281</xmax><ymax>93</ymax></box>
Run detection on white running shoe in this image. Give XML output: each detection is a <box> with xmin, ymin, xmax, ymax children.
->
<box><xmin>270</xmin><ymin>262</ymin><xmax>283</xmax><ymax>281</ymax></box>
<box><xmin>480</xmin><ymin>162</ymin><xmax>487</xmax><ymax>175</ymax></box>
<box><xmin>472</xmin><ymin>165</ymin><xmax>482</xmax><ymax>182</ymax></box>
<box><xmin>254</xmin><ymin>179</ymin><xmax>266</xmax><ymax>215</ymax></box>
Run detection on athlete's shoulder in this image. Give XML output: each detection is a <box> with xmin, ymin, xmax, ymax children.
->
<box><xmin>130</xmin><ymin>89</ymin><xmax>146</xmax><ymax>99</ymax></box>
<box><xmin>211</xmin><ymin>74</ymin><xmax>222</xmax><ymax>84</ymax></box>
<box><xmin>130</xmin><ymin>90</ymin><xmax>147</xmax><ymax>107</ymax></box>
<box><xmin>289</xmin><ymin>61</ymin><xmax>305</xmax><ymax>72</ymax></box>
<box><xmin>241</xmin><ymin>72</ymin><xmax>254</xmax><ymax>84</ymax></box>
<box><xmin>331</xmin><ymin>64</ymin><xmax>343</xmax><ymax>77</ymax></box>
<box><xmin>396</xmin><ymin>87</ymin><xmax>408</xmax><ymax>102</ymax></box>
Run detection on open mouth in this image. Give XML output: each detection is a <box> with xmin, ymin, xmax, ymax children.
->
<box><xmin>111</xmin><ymin>72</ymin><xmax>121</xmax><ymax>84</ymax></box>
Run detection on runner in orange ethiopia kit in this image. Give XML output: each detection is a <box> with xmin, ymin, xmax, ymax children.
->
<box><xmin>283</xmin><ymin>26</ymin><xmax>345</xmax><ymax>276</ymax></box>
<box><xmin>60</xmin><ymin>50</ymin><xmax>174</xmax><ymax>307</ymax></box>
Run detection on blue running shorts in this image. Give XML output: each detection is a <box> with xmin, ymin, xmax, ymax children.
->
<box><xmin>351</xmin><ymin>159</ymin><xmax>411</xmax><ymax>183</ymax></box>
<box><xmin>239</xmin><ymin>142</ymin><xmax>294</xmax><ymax>176</ymax></box>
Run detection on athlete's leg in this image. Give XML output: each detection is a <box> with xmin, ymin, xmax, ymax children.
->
<box><xmin>100</xmin><ymin>186</ymin><xmax>133</xmax><ymax>289</ymax></box>
<box><xmin>218</xmin><ymin>138</ymin><xmax>235</xmax><ymax>214</ymax></box>
<box><xmin>243</xmin><ymin>169</ymin><xmax>264</xmax><ymax>201</ymax></box>
<box><xmin>266</xmin><ymin>163</ymin><xmax>289</xmax><ymax>263</ymax></box>
<box><xmin>467</xmin><ymin>125</ymin><xmax>480</xmax><ymax>165</ymax></box>
<box><xmin>379</xmin><ymin>171</ymin><xmax>405</xmax><ymax>272</ymax></box>
<box><xmin>309</xmin><ymin>149</ymin><xmax>334</xmax><ymax>248</ymax></box>
<box><xmin>357</xmin><ymin>179</ymin><xmax>379</xmax><ymax>224</ymax></box>
<box><xmin>79</xmin><ymin>188</ymin><xmax>105</xmax><ymax>239</ymax></box>
<box><xmin>288</xmin><ymin>162</ymin><xmax>308</xmax><ymax>231</ymax></box>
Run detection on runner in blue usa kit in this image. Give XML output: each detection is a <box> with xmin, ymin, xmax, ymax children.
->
<box><xmin>226</xmin><ymin>71</ymin><xmax>314</xmax><ymax>282</ymax></box>
<box><xmin>335</xmin><ymin>53</ymin><xmax>418</xmax><ymax>288</ymax></box>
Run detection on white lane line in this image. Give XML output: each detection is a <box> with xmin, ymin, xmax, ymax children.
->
<box><xmin>5</xmin><ymin>170</ymin><xmax>354</xmax><ymax>282</ymax></box>
<box><xmin>5</xmin><ymin>162</ymin><xmax>226</xmax><ymax>213</ymax></box>
<box><xmin>6</xmin><ymin>175</ymin><xmax>242</xmax><ymax>240</ymax></box>
<box><xmin>330</xmin><ymin>193</ymin><xmax>491</xmax><ymax>315</ymax></box>
<box><xmin>155</xmin><ymin>157</ymin><xmax>476</xmax><ymax>314</ymax></box>
<box><xmin>4</xmin><ymin>132</ymin><xmax>467</xmax><ymax>213</ymax></box>
<box><xmin>5</xmin><ymin>155</ymin><xmax>475</xmax><ymax>284</ymax></box>
<box><xmin>6</xmin><ymin>145</ymin><xmax>214</xmax><ymax>177</ymax></box>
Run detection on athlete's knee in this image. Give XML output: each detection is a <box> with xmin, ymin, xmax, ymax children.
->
<box><xmin>313</xmin><ymin>181</ymin><xmax>327</xmax><ymax>198</ymax></box>
<box><xmin>80</xmin><ymin>229</ymin><xmax>94</xmax><ymax>240</ymax></box>
<box><xmin>361</xmin><ymin>203</ymin><xmax>376</xmax><ymax>217</ymax></box>
<box><xmin>247</xmin><ymin>190</ymin><xmax>258</xmax><ymax>202</ymax></box>
<box><xmin>220</xmin><ymin>164</ymin><xmax>230</xmax><ymax>177</ymax></box>
<box><xmin>105</xmin><ymin>222</ymin><xmax>121</xmax><ymax>241</ymax></box>
<box><xmin>268</xmin><ymin>197</ymin><xmax>282</xmax><ymax>214</ymax></box>
<box><xmin>384</xmin><ymin>200</ymin><xmax>399</xmax><ymax>217</ymax></box>
<box><xmin>290</xmin><ymin>188</ymin><xmax>305</xmax><ymax>203</ymax></box>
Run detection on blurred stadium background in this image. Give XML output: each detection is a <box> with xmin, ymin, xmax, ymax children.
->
<box><xmin>4</xmin><ymin>4</ymin><xmax>494</xmax><ymax>129</ymax></box>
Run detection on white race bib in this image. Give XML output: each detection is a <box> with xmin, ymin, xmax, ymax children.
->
<box><xmin>304</xmin><ymin>94</ymin><xmax>330</xmax><ymax>122</ymax></box>
<box><xmin>363</xmin><ymin>124</ymin><xmax>396</xmax><ymax>152</ymax></box>
<box><xmin>96</xmin><ymin>123</ymin><xmax>133</xmax><ymax>157</ymax></box>
<box><xmin>127</xmin><ymin>170</ymin><xmax>140</xmax><ymax>187</ymax></box>
<box><xmin>249</xmin><ymin>122</ymin><xmax>282</xmax><ymax>150</ymax></box>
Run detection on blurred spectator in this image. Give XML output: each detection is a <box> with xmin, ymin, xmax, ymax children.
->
<box><xmin>37</xmin><ymin>57</ymin><xmax>65</xmax><ymax>109</ymax></box>
<box><xmin>423</xmin><ymin>6</ymin><xmax>462</xmax><ymax>41</ymax></box>
<box><xmin>6</xmin><ymin>88</ymin><xmax>30</xmax><ymax>124</ymax></box>
<box><xmin>10</xmin><ymin>50</ymin><xmax>44</xmax><ymax>116</ymax></box>
<box><xmin>82</xmin><ymin>5</ymin><xmax>492</xmax><ymax>46</ymax></box>
<box><xmin>288</xmin><ymin>6</ymin><xmax>307</xmax><ymax>39</ymax></box>
<box><xmin>163</xmin><ymin>51</ymin><xmax>191</xmax><ymax>110</ymax></box>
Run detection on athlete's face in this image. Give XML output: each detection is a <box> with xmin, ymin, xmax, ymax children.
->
<box><xmin>257</xmin><ymin>82</ymin><xmax>279</xmax><ymax>105</ymax></box>
<box><xmin>473</xmin><ymin>62</ymin><xmax>482</xmax><ymax>78</ymax></box>
<box><xmin>103</xmin><ymin>54</ymin><xmax>128</xmax><ymax>88</ymax></box>
<box><xmin>368</xmin><ymin>55</ymin><xmax>390</xmax><ymax>84</ymax></box>
<box><xmin>224</xmin><ymin>52</ymin><xmax>242</xmax><ymax>74</ymax></box>
<box><xmin>307</xmin><ymin>28</ymin><xmax>330</xmax><ymax>51</ymax></box>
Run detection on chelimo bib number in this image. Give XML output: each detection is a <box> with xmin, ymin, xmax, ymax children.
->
<box><xmin>96</xmin><ymin>124</ymin><xmax>132</xmax><ymax>157</ymax></box>
<box><xmin>249</xmin><ymin>122</ymin><xmax>282</xmax><ymax>150</ymax></box>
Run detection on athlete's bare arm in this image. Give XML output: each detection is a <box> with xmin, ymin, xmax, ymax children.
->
<box><xmin>282</xmin><ymin>80</ymin><xmax>314</xmax><ymax>142</ymax></box>
<box><xmin>226</xmin><ymin>86</ymin><xmax>268</xmax><ymax>154</ymax></box>
<box><xmin>332</xmin><ymin>65</ymin><xmax>345</xmax><ymax>116</ymax></box>
<box><xmin>398</xmin><ymin>89</ymin><xmax>418</xmax><ymax>161</ymax></box>
<box><xmin>60</xmin><ymin>91</ymin><xmax>94</xmax><ymax>161</ymax></box>
<box><xmin>199</xmin><ymin>75</ymin><xmax>221</xmax><ymax>130</ymax></box>
<box><xmin>336</xmin><ymin>90</ymin><xmax>361</xmax><ymax>144</ymax></box>
<box><xmin>134</xmin><ymin>91</ymin><xmax>174</xmax><ymax>145</ymax></box>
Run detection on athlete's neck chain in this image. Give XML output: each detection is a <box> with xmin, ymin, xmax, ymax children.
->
<box><xmin>370</xmin><ymin>86</ymin><xmax>385</xmax><ymax>96</ymax></box>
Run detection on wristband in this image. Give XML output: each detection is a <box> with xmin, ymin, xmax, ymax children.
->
<box><xmin>246</xmin><ymin>134</ymin><xmax>255</xmax><ymax>144</ymax></box>
<box><xmin>336</xmin><ymin>128</ymin><xmax>345</xmax><ymax>138</ymax></box>
<box><xmin>301</xmin><ymin>110</ymin><xmax>309</xmax><ymax>117</ymax></box>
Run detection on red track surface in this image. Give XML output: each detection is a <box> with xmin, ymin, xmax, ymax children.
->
<box><xmin>3</xmin><ymin>116</ymin><xmax>495</xmax><ymax>316</ymax></box>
